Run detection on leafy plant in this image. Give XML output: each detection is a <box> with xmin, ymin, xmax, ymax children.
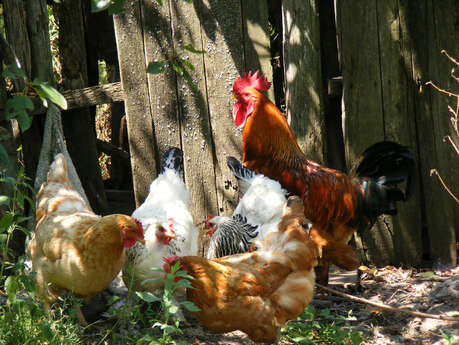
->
<box><xmin>147</xmin><ymin>44</ymin><xmax>206</xmax><ymax>92</ymax></box>
<box><xmin>0</xmin><ymin>165</ymin><xmax>34</xmax><ymax>281</ymax></box>
<box><xmin>136</xmin><ymin>259</ymin><xmax>199</xmax><ymax>345</ymax></box>
<box><xmin>282</xmin><ymin>306</ymin><xmax>363</xmax><ymax>345</ymax></box>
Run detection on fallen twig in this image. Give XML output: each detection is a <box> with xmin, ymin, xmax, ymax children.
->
<box><xmin>316</xmin><ymin>284</ymin><xmax>459</xmax><ymax>322</ymax></box>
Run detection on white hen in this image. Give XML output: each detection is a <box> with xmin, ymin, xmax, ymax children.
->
<box><xmin>206</xmin><ymin>157</ymin><xmax>292</xmax><ymax>259</ymax></box>
<box><xmin>123</xmin><ymin>147</ymin><xmax>199</xmax><ymax>291</ymax></box>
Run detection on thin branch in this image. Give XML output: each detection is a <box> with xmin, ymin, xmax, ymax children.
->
<box><xmin>443</xmin><ymin>135</ymin><xmax>459</xmax><ymax>155</ymax></box>
<box><xmin>425</xmin><ymin>81</ymin><xmax>459</xmax><ymax>98</ymax></box>
<box><xmin>316</xmin><ymin>284</ymin><xmax>459</xmax><ymax>322</ymax></box>
<box><xmin>430</xmin><ymin>169</ymin><xmax>459</xmax><ymax>204</ymax></box>
<box><xmin>441</xmin><ymin>50</ymin><xmax>459</xmax><ymax>66</ymax></box>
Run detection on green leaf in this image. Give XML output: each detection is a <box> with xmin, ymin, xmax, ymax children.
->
<box><xmin>172</xmin><ymin>62</ymin><xmax>184</xmax><ymax>76</ymax></box>
<box><xmin>0</xmin><ymin>213</ymin><xmax>14</xmax><ymax>230</ymax></box>
<box><xmin>0</xmin><ymin>144</ymin><xmax>9</xmax><ymax>167</ymax></box>
<box><xmin>175</xmin><ymin>279</ymin><xmax>193</xmax><ymax>290</ymax></box>
<box><xmin>17</xmin><ymin>112</ymin><xmax>33</xmax><ymax>132</ymax></box>
<box><xmin>90</xmin><ymin>0</ymin><xmax>112</xmax><ymax>12</ymax></box>
<box><xmin>5</xmin><ymin>96</ymin><xmax>34</xmax><ymax>121</ymax></box>
<box><xmin>135</xmin><ymin>291</ymin><xmax>160</xmax><ymax>303</ymax></box>
<box><xmin>180</xmin><ymin>59</ymin><xmax>195</xmax><ymax>71</ymax></box>
<box><xmin>176</xmin><ymin>270</ymin><xmax>194</xmax><ymax>280</ymax></box>
<box><xmin>0</xmin><ymin>234</ymin><xmax>7</xmax><ymax>244</ymax></box>
<box><xmin>182</xmin><ymin>44</ymin><xmax>205</xmax><ymax>54</ymax></box>
<box><xmin>16</xmin><ymin>216</ymin><xmax>32</xmax><ymax>224</ymax></box>
<box><xmin>155</xmin><ymin>0</ymin><xmax>163</xmax><ymax>5</ymax></box>
<box><xmin>0</xmin><ymin>195</ymin><xmax>10</xmax><ymax>207</ymax></box>
<box><xmin>147</xmin><ymin>61</ymin><xmax>168</xmax><ymax>74</ymax></box>
<box><xmin>182</xmin><ymin>0</ymin><xmax>193</xmax><ymax>4</ymax></box>
<box><xmin>2</xmin><ymin>64</ymin><xmax>25</xmax><ymax>79</ymax></box>
<box><xmin>5</xmin><ymin>276</ymin><xmax>20</xmax><ymax>301</ymax></box>
<box><xmin>181</xmin><ymin>67</ymin><xmax>197</xmax><ymax>92</ymax></box>
<box><xmin>181</xmin><ymin>300</ymin><xmax>200</xmax><ymax>312</ymax></box>
<box><xmin>107</xmin><ymin>0</ymin><xmax>124</xmax><ymax>14</ymax></box>
<box><xmin>31</xmin><ymin>80</ymin><xmax>68</xmax><ymax>109</ymax></box>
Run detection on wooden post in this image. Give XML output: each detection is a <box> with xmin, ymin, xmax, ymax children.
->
<box><xmin>113</xmin><ymin>0</ymin><xmax>158</xmax><ymax>206</ymax></box>
<box><xmin>337</xmin><ymin>0</ymin><xmax>401</xmax><ymax>265</ymax></box>
<box><xmin>400</xmin><ymin>0</ymin><xmax>458</xmax><ymax>266</ymax></box>
<box><xmin>54</xmin><ymin>1</ymin><xmax>109</xmax><ymax>214</ymax></box>
<box><xmin>282</xmin><ymin>0</ymin><xmax>326</xmax><ymax>164</ymax></box>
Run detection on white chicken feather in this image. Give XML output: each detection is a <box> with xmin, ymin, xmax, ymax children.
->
<box><xmin>206</xmin><ymin>157</ymin><xmax>292</xmax><ymax>259</ymax></box>
<box><xmin>123</xmin><ymin>148</ymin><xmax>199</xmax><ymax>291</ymax></box>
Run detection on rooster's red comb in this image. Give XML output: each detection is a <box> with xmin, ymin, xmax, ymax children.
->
<box><xmin>233</xmin><ymin>70</ymin><xmax>272</xmax><ymax>95</ymax></box>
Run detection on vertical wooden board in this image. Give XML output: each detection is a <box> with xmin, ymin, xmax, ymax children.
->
<box><xmin>282</xmin><ymin>0</ymin><xmax>325</xmax><ymax>164</ymax></box>
<box><xmin>401</xmin><ymin>0</ymin><xmax>457</xmax><ymax>265</ymax></box>
<box><xmin>432</xmin><ymin>1</ymin><xmax>459</xmax><ymax>247</ymax></box>
<box><xmin>337</xmin><ymin>0</ymin><xmax>394</xmax><ymax>265</ymax></box>
<box><xmin>113</xmin><ymin>0</ymin><xmax>157</xmax><ymax>206</ymax></box>
<box><xmin>141</xmin><ymin>0</ymin><xmax>181</xmax><ymax>161</ymax></box>
<box><xmin>3</xmin><ymin>0</ymin><xmax>31</xmax><ymax>77</ymax></box>
<box><xmin>425</xmin><ymin>0</ymin><xmax>458</xmax><ymax>264</ymax></box>
<box><xmin>376</xmin><ymin>0</ymin><xmax>423</xmax><ymax>265</ymax></box>
<box><xmin>241</xmin><ymin>0</ymin><xmax>274</xmax><ymax>102</ymax></box>
<box><xmin>196</xmin><ymin>0</ymin><xmax>245</xmax><ymax>217</ymax></box>
<box><xmin>169</xmin><ymin>0</ymin><xmax>218</xmax><ymax>253</ymax></box>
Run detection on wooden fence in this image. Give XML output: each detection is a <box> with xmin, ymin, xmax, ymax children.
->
<box><xmin>1</xmin><ymin>0</ymin><xmax>457</xmax><ymax>265</ymax></box>
<box><xmin>113</xmin><ymin>0</ymin><xmax>458</xmax><ymax>264</ymax></box>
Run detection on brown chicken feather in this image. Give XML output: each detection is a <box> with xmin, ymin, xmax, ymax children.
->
<box><xmin>167</xmin><ymin>196</ymin><xmax>318</xmax><ymax>343</ymax></box>
<box><xmin>27</xmin><ymin>153</ymin><xmax>144</xmax><ymax>324</ymax></box>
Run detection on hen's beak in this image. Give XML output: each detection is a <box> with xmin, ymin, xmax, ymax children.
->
<box><xmin>231</xmin><ymin>93</ymin><xmax>236</xmax><ymax>100</ymax></box>
<box><xmin>138</xmin><ymin>238</ymin><xmax>146</xmax><ymax>246</ymax></box>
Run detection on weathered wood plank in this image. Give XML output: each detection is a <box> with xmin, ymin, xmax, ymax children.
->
<box><xmin>55</xmin><ymin>1</ymin><xmax>109</xmax><ymax>214</ymax></box>
<box><xmin>197</xmin><ymin>0</ymin><xmax>244</xmax><ymax>219</ymax></box>
<box><xmin>375</xmin><ymin>0</ymin><xmax>423</xmax><ymax>266</ymax></box>
<box><xmin>169</xmin><ymin>0</ymin><xmax>219</xmax><ymax>254</ymax></box>
<box><xmin>3</xmin><ymin>82</ymin><xmax>125</xmax><ymax>114</ymax></box>
<box><xmin>141</xmin><ymin>0</ymin><xmax>180</xmax><ymax>165</ymax></box>
<box><xmin>401</xmin><ymin>0</ymin><xmax>458</xmax><ymax>265</ymax></box>
<box><xmin>282</xmin><ymin>0</ymin><xmax>326</xmax><ymax>164</ymax></box>
<box><xmin>113</xmin><ymin>0</ymin><xmax>157</xmax><ymax>206</ymax></box>
<box><xmin>241</xmin><ymin>0</ymin><xmax>274</xmax><ymax>102</ymax></box>
<box><xmin>337</xmin><ymin>0</ymin><xmax>394</xmax><ymax>265</ymax></box>
<box><xmin>2</xmin><ymin>0</ymin><xmax>31</xmax><ymax>79</ymax></box>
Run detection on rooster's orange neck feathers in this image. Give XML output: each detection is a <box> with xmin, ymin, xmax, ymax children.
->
<box><xmin>240</xmin><ymin>88</ymin><xmax>305</xmax><ymax>169</ymax></box>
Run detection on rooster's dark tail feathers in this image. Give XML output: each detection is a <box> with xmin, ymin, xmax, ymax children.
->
<box><xmin>352</xmin><ymin>141</ymin><xmax>416</xmax><ymax>227</ymax></box>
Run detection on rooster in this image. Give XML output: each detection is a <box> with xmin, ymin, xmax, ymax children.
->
<box><xmin>206</xmin><ymin>156</ymin><xmax>290</xmax><ymax>259</ymax></box>
<box><xmin>27</xmin><ymin>153</ymin><xmax>145</xmax><ymax>325</ymax></box>
<box><xmin>232</xmin><ymin>71</ymin><xmax>416</xmax><ymax>285</ymax></box>
<box><xmin>122</xmin><ymin>147</ymin><xmax>199</xmax><ymax>292</ymax></box>
<box><xmin>166</xmin><ymin>196</ymin><xmax>318</xmax><ymax>343</ymax></box>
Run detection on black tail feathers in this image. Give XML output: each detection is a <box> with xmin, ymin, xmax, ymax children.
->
<box><xmin>161</xmin><ymin>147</ymin><xmax>183</xmax><ymax>174</ymax></box>
<box><xmin>352</xmin><ymin>141</ymin><xmax>416</xmax><ymax>227</ymax></box>
<box><xmin>352</xmin><ymin>141</ymin><xmax>415</xmax><ymax>201</ymax></box>
<box><xmin>226</xmin><ymin>156</ymin><xmax>256</xmax><ymax>181</ymax></box>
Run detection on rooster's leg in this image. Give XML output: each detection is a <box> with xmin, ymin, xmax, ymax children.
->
<box><xmin>315</xmin><ymin>260</ymin><xmax>330</xmax><ymax>286</ymax></box>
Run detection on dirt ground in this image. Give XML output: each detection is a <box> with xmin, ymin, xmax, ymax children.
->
<box><xmin>171</xmin><ymin>265</ymin><xmax>459</xmax><ymax>345</ymax></box>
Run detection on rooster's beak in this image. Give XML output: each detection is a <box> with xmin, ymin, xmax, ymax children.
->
<box><xmin>231</xmin><ymin>94</ymin><xmax>236</xmax><ymax>100</ymax></box>
<box><xmin>138</xmin><ymin>239</ymin><xmax>146</xmax><ymax>246</ymax></box>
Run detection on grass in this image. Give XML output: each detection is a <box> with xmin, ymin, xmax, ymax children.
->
<box><xmin>0</xmin><ymin>165</ymin><xmax>364</xmax><ymax>345</ymax></box>
<box><xmin>281</xmin><ymin>306</ymin><xmax>363</xmax><ymax>345</ymax></box>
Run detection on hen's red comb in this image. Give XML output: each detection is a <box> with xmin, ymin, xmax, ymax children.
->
<box><xmin>163</xmin><ymin>256</ymin><xmax>180</xmax><ymax>265</ymax></box>
<box><xmin>233</xmin><ymin>70</ymin><xmax>272</xmax><ymax>95</ymax></box>
<box><xmin>134</xmin><ymin>218</ymin><xmax>144</xmax><ymax>237</ymax></box>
